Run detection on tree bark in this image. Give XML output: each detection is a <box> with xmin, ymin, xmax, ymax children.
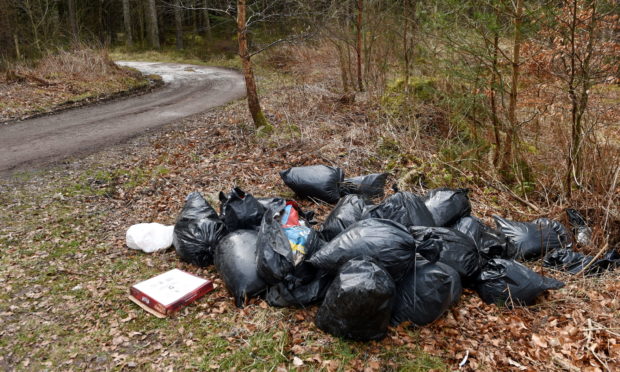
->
<box><xmin>237</xmin><ymin>0</ymin><xmax>269</xmax><ymax>129</ymax></box>
<box><xmin>67</xmin><ymin>0</ymin><xmax>78</xmax><ymax>41</ymax></box>
<box><xmin>490</xmin><ymin>32</ymin><xmax>501</xmax><ymax>167</ymax></box>
<box><xmin>403</xmin><ymin>0</ymin><xmax>410</xmax><ymax>89</ymax></box>
<box><xmin>355</xmin><ymin>0</ymin><xmax>364</xmax><ymax>91</ymax></box>
<box><xmin>0</xmin><ymin>0</ymin><xmax>14</xmax><ymax>58</ymax></box>
<box><xmin>203</xmin><ymin>0</ymin><xmax>212</xmax><ymax>39</ymax></box>
<box><xmin>500</xmin><ymin>0</ymin><xmax>523</xmax><ymax>181</ymax></box>
<box><xmin>565</xmin><ymin>0</ymin><xmax>597</xmax><ymax>198</ymax></box>
<box><xmin>174</xmin><ymin>0</ymin><xmax>183</xmax><ymax>50</ymax></box>
<box><xmin>146</xmin><ymin>0</ymin><xmax>160</xmax><ymax>49</ymax></box>
<box><xmin>122</xmin><ymin>0</ymin><xmax>133</xmax><ymax>47</ymax></box>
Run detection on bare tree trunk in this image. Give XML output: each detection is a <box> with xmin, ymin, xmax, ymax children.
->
<box><xmin>490</xmin><ymin>32</ymin><xmax>501</xmax><ymax>167</ymax></box>
<box><xmin>237</xmin><ymin>0</ymin><xmax>269</xmax><ymax>129</ymax></box>
<box><xmin>67</xmin><ymin>0</ymin><xmax>78</xmax><ymax>41</ymax></box>
<box><xmin>565</xmin><ymin>0</ymin><xmax>597</xmax><ymax>198</ymax></box>
<box><xmin>191</xmin><ymin>0</ymin><xmax>198</xmax><ymax>35</ymax></box>
<box><xmin>500</xmin><ymin>0</ymin><xmax>523</xmax><ymax>181</ymax></box>
<box><xmin>24</xmin><ymin>1</ymin><xmax>42</xmax><ymax>53</ymax></box>
<box><xmin>203</xmin><ymin>0</ymin><xmax>212</xmax><ymax>39</ymax></box>
<box><xmin>98</xmin><ymin>0</ymin><xmax>105</xmax><ymax>44</ymax></box>
<box><xmin>138</xmin><ymin>0</ymin><xmax>145</xmax><ymax>46</ymax></box>
<box><xmin>355</xmin><ymin>0</ymin><xmax>363</xmax><ymax>91</ymax></box>
<box><xmin>122</xmin><ymin>0</ymin><xmax>133</xmax><ymax>47</ymax></box>
<box><xmin>146</xmin><ymin>0</ymin><xmax>160</xmax><ymax>49</ymax></box>
<box><xmin>174</xmin><ymin>0</ymin><xmax>183</xmax><ymax>50</ymax></box>
<box><xmin>335</xmin><ymin>41</ymin><xmax>350</xmax><ymax>93</ymax></box>
<box><xmin>403</xmin><ymin>0</ymin><xmax>410</xmax><ymax>89</ymax></box>
<box><xmin>0</xmin><ymin>0</ymin><xmax>14</xmax><ymax>58</ymax></box>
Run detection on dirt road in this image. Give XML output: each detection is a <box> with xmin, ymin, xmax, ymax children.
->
<box><xmin>0</xmin><ymin>62</ymin><xmax>246</xmax><ymax>174</ymax></box>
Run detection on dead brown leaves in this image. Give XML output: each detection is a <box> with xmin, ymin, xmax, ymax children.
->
<box><xmin>0</xmin><ymin>49</ymin><xmax>146</xmax><ymax>122</ymax></box>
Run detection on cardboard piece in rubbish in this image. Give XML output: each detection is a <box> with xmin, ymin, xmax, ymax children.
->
<box><xmin>129</xmin><ymin>269</ymin><xmax>213</xmax><ymax>317</ymax></box>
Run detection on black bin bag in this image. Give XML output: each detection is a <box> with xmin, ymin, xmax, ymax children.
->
<box><xmin>494</xmin><ymin>216</ymin><xmax>570</xmax><ymax>260</ymax></box>
<box><xmin>308</xmin><ymin>219</ymin><xmax>416</xmax><ymax>282</ymax></box>
<box><xmin>280</xmin><ymin>165</ymin><xmax>344</xmax><ymax>204</ymax></box>
<box><xmin>173</xmin><ymin>192</ymin><xmax>226</xmax><ymax>267</ymax></box>
<box><xmin>266</xmin><ymin>231</ymin><xmax>334</xmax><ymax>307</ymax></box>
<box><xmin>409</xmin><ymin>226</ymin><xmax>481</xmax><ymax>284</ymax></box>
<box><xmin>340</xmin><ymin>173</ymin><xmax>388</xmax><ymax>198</ymax></box>
<box><xmin>453</xmin><ymin>216</ymin><xmax>517</xmax><ymax>260</ymax></box>
<box><xmin>256</xmin><ymin>197</ymin><xmax>286</xmax><ymax>214</ymax></box>
<box><xmin>320</xmin><ymin>195</ymin><xmax>373</xmax><ymax>241</ymax></box>
<box><xmin>566</xmin><ymin>208</ymin><xmax>593</xmax><ymax>246</ymax></box>
<box><xmin>215</xmin><ymin>230</ymin><xmax>267</xmax><ymax>307</ymax></box>
<box><xmin>391</xmin><ymin>258</ymin><xmax>462</xmax><ymax>326</ymax></box>
<box><xmin>362</xmin><ymin>192</ymin><xmax>436</xmax><ymax>228</ymax></box>
<box><xmin>315</xmin><ymin>257</ymin><xmax>395</xmax><ymax>341</ymax></box>
<box><xmin>544</xmin><ymin>248</ymin><xmax>620</xmax><ymax>275</ymax></box>
<box><xmin>219</xmin><ymin>187</ymin><xmax>266</xmax><ymax>232</ymax></box>
<box><xmin>256</xmin><ymin>209</ymin><xmax>296</xmax><ymax>284</ymax></box>
<box><xmin>423</xmin><ymin>188</ymin><xmax>471</xmax><ymax>227</ymax></box>
<box><xmin>475</xmin><ymin>258</ymin><xmax>564</xmax><ymax>306</ymax></box>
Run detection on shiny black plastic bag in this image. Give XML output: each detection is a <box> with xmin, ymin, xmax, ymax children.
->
<box><xmin>173</xmin><ymin>192</ymin><xmax>226</xmax><ymax>267</ymax></box>
<box><xmin>362</xmin><ymin>192</ymin><xmax>436</xmax><ymax>228</ymax></box>
<box><xmin>280</xmin><ymin>165</ymin><xmax>344</xmax><ymax>204</ymax></box>
<box><xmin>215</xmin><ymin>230</ymin><xmax>267</xmax><ymax>307</ymax></box>
<box><xmin>256</xmin><ymin>197</ymin><xmax>287</xmax><ymax>214</ymax></box>
<box><xmin>453</xmin><ymin>216</ymin><xmax>517</xmax><ymax>260</ymax></box>
<box><xmin>309</xmin><ymin>219</ymin><xmax>416</xmax><ymax>282</ymax></box>
<box><xmin>566</xmin><ymin>208</ymin><xmax>593</xmax><ymax>246</ymax></box>
<box><xmin>315</xmin><ymin>257</ymin><xmax>395</xmax><ymax>341</ymax></box>
<box><xmin>320</xmin><ymin>195</ymin><xmax>373</xmax><ymax>241</ymax></box>
<box><xmin>265</xmin><ymin>231</ymin><xmax>334</xmax><ymax>307</ymax></box>
<box><xmin>391</xmin><ymin>259</ymin><xmax>462</xmax><ymax>326</ymax></box>
<box><xmin>475</xmin><ymin>258</ymin><xmax>564</xmax><ymax>306</ymax></box>
<box><xmin>423</xmin><ymin>188</ymin><xmax>471</xmax><ymax>227</ymax></box>
<box><xmin>340</xmin><ymin>173</ymin><xmax>388</xmax><ymax>198</ymax></box>
<box><xmin>219</xmin><ymin>187</ymin><xmax>266</xmax><ymax>232</ymax></box>
<box><xmin>494</xmin><ymin>216</ymin><xmax>570</xmax><ymax>260</ymax></box>
<box><xmin>256</xmin><ymin>209</ymin><xmax>296</xmax><ymax>284</ymax></box>
<box><xmin>544</xmin><ymin>248</ymin><xmax>620</xmax><ymax>275</ymax></box>
<box><xmin>409</xmin><ymin>226</ymin><xmax>481</xmax><ymax>283</ymax></box>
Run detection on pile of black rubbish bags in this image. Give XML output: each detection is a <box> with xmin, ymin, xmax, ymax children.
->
<box><xmin>171</xmin><ymin>165</ymin><xmax>619</xmax><ymax>341</ymax></box>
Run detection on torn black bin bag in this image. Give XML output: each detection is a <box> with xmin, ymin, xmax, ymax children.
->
<box><xmin>315</xmin><ymin>257</ymin><xmax>395</xmax><ymax>341</ymax></box>
<box><xmin>215</xmin><ymin>230</ymin><xmax>267</xmax><ymax>307</ymax></box>
<box><xmin>453</xmin><ymin>216</ymin><xmax>517</xmax><ymax>260</ymax></box>
<box><xmin>173</xmin><ymin>192</ymin><xmax>227</xmax><ymax>267</ymax></box>
<box><xmin>256</xmin><ymin>197</ymin><xmax>287</xmax><ymax>214</ymax></box>
<box><xmin>362</xmin><ymin>192</ymin><xmax>436</xmax><ymax>228</ymax></box>
<box><xmin>494</xmin><ymin>216</ymin><xmax>570</xmax><ymax>260</ymax></box>
<box><xmin>308</xmin><ymin>219</ymin><xmax>416</xmax><ymax>282</ymax></box>
<box><xmin>533</xmin><ymin>218</ymin><xmax>573</xmax><ymax>249</ymax></box>
<box><xmin>409</xmin><ymin>226</ymin><xmax>481</xmax><ymax>284</ymax></box>
<box><xmin>219</xmin><ymin>187</ymin><xmax>266</xmax><ymax>232</ymax></box>
<box><xmin>340</xmin><ymin>173</ymin><xmax>388</xmax><ymax>198</ymax></box>
<box><xmin>544</xmin><ymin>248</ymin><xmax>620</xmax><ymax>275</ymax></box>
<box><xmin>280</xmin><ymin>165</ymin><xmax>344</xmax><ymax>204</ymax></box>
<box><xmin>256</xmin><ymin>209</ymin><xmax>296</xmax><ymax>284</ymax></box>
<box><xmin>475</xmin><ymin>258</ymin><xmax>564</xmax><ymax>306</ymax></box>
<box><xmin>423</xmin><ymin>188</ymin><xmax>471</xmax><ymax>227</ymax></box>
<box><xmin>320</xmin><ymin>195</ymin><xmax>373</xmax><ymax>241</ymax></box>
<box><xmin>566</xmin><ymin>208</ymin><xmax>593</xmax><ymax>246</ymax></box>
<box><xmin>266</xmin><ymin>231</ymin><xmax>334</xmax><ymax>307</ymax></box>
<box><xmin>391</xmin><ymin>259</ymin><xmax>462</xmax><ymax>326</ymax></box>
<box><xmin>265</xmin><ymin>270</ymin><xmax>333</xmax><ymax>307</ymax></box>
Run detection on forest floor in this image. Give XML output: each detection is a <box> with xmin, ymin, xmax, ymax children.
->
<box><xmin>1</xmin><ymin>47</ymin><xmax>619</xmax><ymax>371</ymax></box>
<box><xmin>0</xmin><ymin>49</ymin><xmax>153</xmax><ymax>123</ymax></box>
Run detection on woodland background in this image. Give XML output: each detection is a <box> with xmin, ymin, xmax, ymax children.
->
<box><xmin>1</xmin><ymin>0</ymin><xmax>619</xmax><ymax>370</ymax></box>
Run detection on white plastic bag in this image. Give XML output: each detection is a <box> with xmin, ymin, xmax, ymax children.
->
<box><xmin>126</xmin><ymin>223</ymin><xmax>174</xmax><ymax>253</ymax></box>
